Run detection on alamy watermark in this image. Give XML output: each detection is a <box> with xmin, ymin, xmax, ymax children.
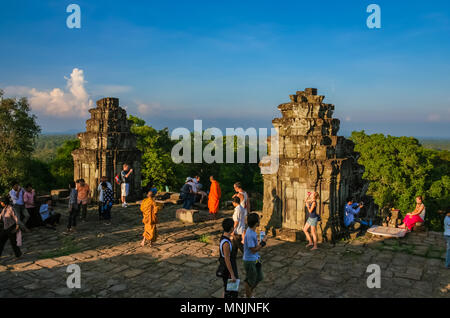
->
<box><xmin>66</xmin><ymin>4</ymin><xmax>81</xmax><ymax>29</ymax></box>
<box><xmin>170</xmin><ymin>120</ymin><xmax>280</xmax><ymax>174</ymax></box>
<box><xmin>366</xmin><ymin>4</ymin><xmax>381</xmax><ymax>29</ymax></box>
<box><xmin>66</xmin><ymin>264</ymin><xmax>81</xmax><ymax>289</ymax></box>
<box><xmin>366</xmin><ymin>264</ymin><xmax>381</xmax><ymax>288</ymax></box>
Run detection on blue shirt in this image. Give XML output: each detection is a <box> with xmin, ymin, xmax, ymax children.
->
<box><xmin>243</xmin><ymin>228</ymin><xmax>260</xmax><ymax>261</ymax></box>
<box><xmin>344</xmin><ymin>203</ymin><xmax>361</xmax><ymax>227</ymax></box>
<box><xmin>39</xmin><ymin>204</ymin><xmax>52</xmax><ymax>221</ymax></box>
<box><xmin>444</xmin><ymin>216</ymin><xmax>450</xmax><ymax>237</ymax></box>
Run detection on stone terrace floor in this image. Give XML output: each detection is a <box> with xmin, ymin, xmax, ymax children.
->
<box><xmin>0</xmin><ymin>203</ymin><xmax>449</xmax><ymax>298</ymax></box>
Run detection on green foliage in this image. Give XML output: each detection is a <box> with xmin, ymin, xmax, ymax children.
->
<box><xmin>351</xmin><ymin>131</ymin><xmax>449</xmax><ymax>231</ymax></box>
<box><xmin>33</xmin><ymin>134</ymin><xmax>76</xmax><ymax>162</ymax></box>
<box><xmin>129</xmin><ymin>115</ymin><xmax>179</xmax><ymax>189</ymax></box>
<box><xmin>49</xmin><ymin>139</ymin><xmax>80</xmax><ymax>188</ymax></box>
<box><xmin>129</xmin><ymin>115</ymin><xmax>263</xmax><ymax>201</ymax></box>
<box><xmin>0</xmin><ymin>90</ymin><xmax>41</xmax><ymax>194</ymax></box>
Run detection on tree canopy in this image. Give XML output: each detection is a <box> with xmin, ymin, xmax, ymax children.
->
<box><xmin>0</xmin><ymin>90</ymin><xmax>41</xmax><ymax>194</ymax></box>
<box><xmin>351</xmin><ymin>131</ymin><xmax>449</xmax><ymax>230</ymax></box>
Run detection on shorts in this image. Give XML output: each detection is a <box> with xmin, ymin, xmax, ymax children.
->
<box><xmin>121</xmin><ymin>183</ymin><xmax>129</xmax><ymax>197</ymax></box>
<box><xmin>244</xmin><ymin>260</ymin><xmax>263</xmax><ymax>288</ymax></box>
<box><xmin>307</xmin><ymin>217</ymin><xmax>318</xmax><ymax>226</ymax></box>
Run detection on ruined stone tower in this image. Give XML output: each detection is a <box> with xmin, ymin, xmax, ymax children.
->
<box><xmin>72</xmin><ymin>97</ymin><xmax>142</xmax><ymax>201</ymax></box>
<box><xmin>260</xmin><ymin>88</ymin><xmax>375</xmax><ymax>243</ymax></box>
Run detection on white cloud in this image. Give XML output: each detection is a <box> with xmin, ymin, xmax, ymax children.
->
<box><xmin>137</xmin><ymin>102</ymin><xmax>162</xmax><ymax>115</ymax></box>
<box><xmin>5</xmin><ymin>68</ymin><xmax>93</xmax><ymax>118</ymax></box>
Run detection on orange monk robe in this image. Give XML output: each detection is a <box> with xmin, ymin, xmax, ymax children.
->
<box><xmin>208</xmin><ymin>180</ymin><xmax>221</xmax><ymax>214</ymax></box>
<box><xmin>140</xmin><ymin>197</ymin><xmax>160</xmax><ymax>242</ymax></box>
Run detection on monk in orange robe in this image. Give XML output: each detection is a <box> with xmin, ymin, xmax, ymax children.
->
<box><xmin>208</xmin><ymin>175</ymin><xmax>221</xmax><ymax>217</ymax></box>
<box><xmin>140</xmin><ymin>191</ymin><xmax>161</xmax><ymax>247</ymax></box>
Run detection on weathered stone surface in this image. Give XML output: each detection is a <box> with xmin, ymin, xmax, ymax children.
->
<box><xmin>72</xmin><ymin>97</ymin><xmax>142</xmax><ymax>201</ymax></box>
<box><xmin>260</xmin><ymin>88</ymin><xmax>377</xmax><ymax>243</ymax></box>
<box><xmin>176</xmin><ymin>209</ymin><xmax>200</xmax><ymax>223</ymax></box>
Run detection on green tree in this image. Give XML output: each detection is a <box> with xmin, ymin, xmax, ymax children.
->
<box><xmin>0</xmin><ymin>90</ymin><xmax>41</xmax><ymax>194</ymax></box>
<box><xmin>129</xmin><ymin>115</ymin><xmax>179</xmax><ymax>190</ymax></box>
<box><xmin>49</xmin><ymin>139</ymin><xmax>80</xmax><ymax>188</ymax></box>
<box><xmin>350</xmin><ymin>131</ymin><xmax>449</xmax><ymax>230</ymax></box>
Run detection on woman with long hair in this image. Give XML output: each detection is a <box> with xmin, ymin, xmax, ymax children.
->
<box><xmin>303</xmin><ymin>191</ymin><xmax>320</xmax><ymax>250</ymax></box>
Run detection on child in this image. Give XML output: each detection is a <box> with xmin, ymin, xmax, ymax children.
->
<box><xmin>232</xmin><ymin>196</ymin><xmax>246</xmax><ymax>254</ymax></box>
<box><xmin>219</xmin><ymin>218</ymin><xmax>238</xmax><ymax>298</ymax></box>
<box><xmin>39</xmin><ymin>199</ymin><xmax>61</xmax><ymax>229</ymax></box>
<box><xmin>243</xmin><ymin>213</ymin><xmax>267</xmax><ymax>298</ymax></box>
<box><xmin>444</xmin><ymin>212</ymin><xmax>450</xmax><ymax>269</ymax></box>
<box><xmin>65</xmin><ymin>181</ymin><xmax>78</xmax><ymax>233</ymax></box>
<box><xmin>101</xmin><ymin>182</ymin><xmax>114</xmax><ymax>225</ymax></box>
<box><xmin>303</xmin><ymin>191</ymin><xmax>319</xmax><ymax>250</ymax></box>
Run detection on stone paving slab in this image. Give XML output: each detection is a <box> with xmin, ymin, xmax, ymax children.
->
<box><xmin>0</xmin><ymin>203</ymin><xmax>448</xmax><ymax>298</ymax></box>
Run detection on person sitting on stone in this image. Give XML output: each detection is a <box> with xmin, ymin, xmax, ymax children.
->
<box><xmin>39</xmin><ymin>199</ymin><xmax>61</xmax><ymax>229</ymax></box>
<box><xmin>398</xmin><ymin>196</ymin><xmax>426</xmax><ymax>232</ymax></box>
<box><xmin>180</xmin><ymin>178</ymin><xmax>195</xmax><ymax>210</ymax></box>
<box><xmin>193</xmin><ymin>175</ymin><xmax>207</xmax><ymax>203</ymax></box>
<box><xmin>344</xmin><ymin>198</ymin><xmax>371</xmax><ymax>229</ymax></box>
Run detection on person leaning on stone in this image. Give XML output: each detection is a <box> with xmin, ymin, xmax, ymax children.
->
<box><xmin>344</xmin><ymin>197</ymin><xmax>370</xmax><ymax>229</ymax></box>
<box><xmin>120</xmin><ymin>164</ymin><xmax>133</xmax><ymax>208</ymax></box>
<box><xmin>444</xmin><ymin>211</ymin><xmax>450</xmax><ymax>269</ymax></box>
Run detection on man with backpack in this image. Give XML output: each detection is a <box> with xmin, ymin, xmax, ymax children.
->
<box><xmin>180</xmin><ymin>177</ymin><xmax>195</xmax><ymax>209</ymax></box>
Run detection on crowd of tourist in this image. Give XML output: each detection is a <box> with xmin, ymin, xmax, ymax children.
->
<box><xmin>0</xmin><ymin>163</ymin><xmax>134</xmax><ymax>258</ymax></box>
<box><xmin>1</xmin><ymin>166</ymin><xmax>449</xmax><ymax>298</ymax></box>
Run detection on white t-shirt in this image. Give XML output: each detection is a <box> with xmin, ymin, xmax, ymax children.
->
<box><xmin>233</xmin><ymin>204</ymin><xmax>247</xmax><ymax>235</ymax></box>
<box><xmin>239</xmin><ymin>191</ymin><xmax>249</xmax><ymax>211</ymax></box>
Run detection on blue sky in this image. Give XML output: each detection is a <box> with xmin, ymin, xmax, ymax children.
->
<box><xmin>0</xmin><ymin>0</ymin><xmax>449</xmax><ymax>138</ymax></box>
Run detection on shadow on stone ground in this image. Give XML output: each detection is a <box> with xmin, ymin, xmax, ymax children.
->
<box><xmin>0</xmin><ymin>203</ymin><xmax>449</xmax><ymax>298</ymax></box>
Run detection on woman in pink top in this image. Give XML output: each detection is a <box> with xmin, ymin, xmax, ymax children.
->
<box><xmin>24</xmin><ymin>184</ymin><xmax>41</xmax><ymax>228</ymax></box>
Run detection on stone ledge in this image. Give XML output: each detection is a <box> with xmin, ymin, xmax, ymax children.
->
<box><xmin>176</xmin><ymin>209</ymin><xmax>200</xmax><ymax>223</ymax></box>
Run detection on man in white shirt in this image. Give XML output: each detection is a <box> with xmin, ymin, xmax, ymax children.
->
<box><xmin>231</xmin><ymin>196</ymin><xmax>247</xmax><ymax>254</ymax></box>
<box><xmin>97</xmin><ymin>176</ymin><xmax>112</xmax><ymax>220</ymax></box>
<box><xmin>9</xmin><ymin>182</ymin><xmax>30</xmax><ymax>231</ymax></box>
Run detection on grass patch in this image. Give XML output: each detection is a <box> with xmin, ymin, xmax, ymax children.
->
<box><xmin>38</xmin><ymin>236</ymin><xmax>81</xmax><ymax>259</ymax></box>
<box><xmin>197</xmin><ymin>234</ymin><xmax>210</xmax><ymax>244</ymax></box>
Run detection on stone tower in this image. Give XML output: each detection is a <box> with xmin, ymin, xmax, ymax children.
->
<box><xmin>72</xmin><ymin>97</ymin><xmax>142</xmax><ymax>201</ymax></box>
<box><xmin>260</xmin><ymin>88</ymin><xmax>375</xmax><ymax>243</ymax></box>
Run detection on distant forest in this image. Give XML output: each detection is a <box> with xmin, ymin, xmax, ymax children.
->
<box><xmin>33</xmin><ymin>134</ymin><xmax>450</xmax><ymax>164</ymax></box>
<box><xmin>33</xmin><ymin>134</ymin><xmax>76</xmax><ymax>162</ymax></box>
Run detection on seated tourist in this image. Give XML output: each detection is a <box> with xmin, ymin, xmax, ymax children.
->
<box><xmin>399</xmin><ymin>196</ymin><xmax>425</xmax><ymax>232</ymax></box>
<box><xmin>344</xmin><ymin>198</ymin><xmax>371</xmax><ymax>228</ymax></box>
<box><xmin>180</xmin><ymin>178</ymin><xmax>195</xmax><ymax>209</ymax></box>
<box><xmin>193</xmin><ymin>176</ymin><xmax>207</xmax><ymax>203</ymax></box>
<box><xmin>39</xmin><ymin>199</ymin><xmax>61</xmax><ymax>229</ymax></box>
